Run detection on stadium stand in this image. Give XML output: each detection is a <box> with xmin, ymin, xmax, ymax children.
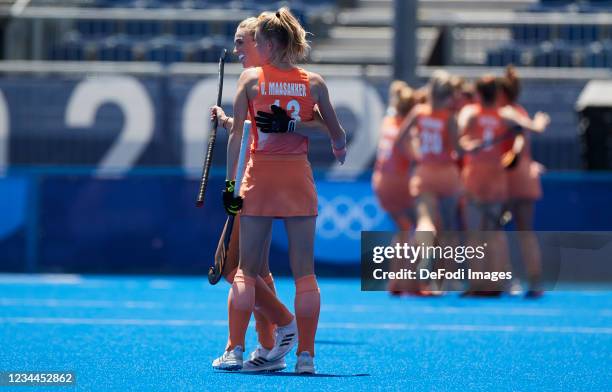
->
<box><xmin>6</xmin><ymin>0</ymin><xmax>611</xmax><ymax>68</ymax></box>
<box><xmin>0</xmin><ymin>0</ymin><xmax>609</xmax><ymax>172</ymax></box>
<box><xmin>0</xmin><ymin>0</ymin><xmax>338</xmax><ymax>63</ymax></box>
<box><xmin>485</xmin><ymin>1</ymin><xmax>612</xmax><ymax>67</ymax></box>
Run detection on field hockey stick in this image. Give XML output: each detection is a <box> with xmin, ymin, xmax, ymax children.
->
<box><xmin>208</xmin><ymin>121</ymin><xmax>251</xmax><ymax>285</ymax></box>
<box><xmin>196</xmin><ymin>48</ymin><xmax>227</xmax><ymax>208</ymax></box>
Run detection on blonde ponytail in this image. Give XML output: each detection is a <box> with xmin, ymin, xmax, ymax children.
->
<box><xmin>257</xmin><ymin>7</ymin><xmax>310</xmax><ymax>64</ymax></box>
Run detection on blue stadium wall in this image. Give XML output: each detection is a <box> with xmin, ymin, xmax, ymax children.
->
<box><xmin>0</xmin><ymin>73</ymin><xmax>609</xmax><ymax>274</ymax></box>
<box><xmin>0</xmin><ymin>72</ymin><xmax>588</xmax><ymax>172</ymax></box>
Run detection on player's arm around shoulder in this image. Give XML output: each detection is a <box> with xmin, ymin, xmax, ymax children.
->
<box><xmin>499</xmin><ymin>105</ymin><xmax>550</xmax><ymax>133</ymax></box>
<box><xmin>292</xmin><ymin>105</ymin><xmax>328</xmax><ymax>136</ymax></box>
<box><xmin>308</xmin><ymin>71</ymin><xmax>347</xmax><ymax>163</ymax></box>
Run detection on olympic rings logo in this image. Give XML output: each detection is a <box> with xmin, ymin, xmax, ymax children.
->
<box><xmin>316</xmin><ymin>195</ymin><xmax>386</xmax><ymax>240</ymax></box>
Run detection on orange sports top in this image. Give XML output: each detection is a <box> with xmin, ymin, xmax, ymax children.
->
<box><xmin>248</xmin><ymin>64</ymin><xmax>315</xmax><ymax>155</ymax></box>
<box><xmin>414</xmin><ymin>105</ymin><xmax>455</xmax><ymax>164</ymax></box>
<box><xmin>464</xmin><ymin>104</ymin><xmax>507</xmax><ymax>165</ymax></box>
<box><xmin>374</xmin><ymin>115</ymin><xmax>411</xmax><ymax>174</ymax></box>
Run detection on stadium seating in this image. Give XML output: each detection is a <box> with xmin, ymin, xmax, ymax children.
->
<box><xmin>41</xmin><ymin>0</ymin><xmax>612</xmax><ymax>67</ymax></box>
<box><xmin>44</xmin><ymin>0</ymin><xmax>330</xmax><ymax>63</ymax></box>
<box><xmin>97</xmin><ymin>34</ymin><xmax>135</xmax><ymax>61</ymax></box>
<box><xmin>532</xmin><ymin>41</ymin><xmax>576</xmax><ymax>67</ymax></box>
<box><xmin>50</xmin><ymin>32</ymin><xmax>86</xmax><ymax>61</ymax></box>
<box><xmin>583</xmin><ymin>41</ymin><xmax>612</xmax><ymax>68</ymax></box>
<box><xmin>51</xmin><ymin>32</ymin><xmax>232</xmax><ymax>62</ymax></box>
<box><xmin>486</xmin><ymin>0</ymin><xmax>612</xmax><ymax>68</ymax></box>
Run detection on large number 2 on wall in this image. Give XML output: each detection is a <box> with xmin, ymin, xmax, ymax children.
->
<box><xmin>65</xmin><ymin>76</ymin><xmax>154</xmax><ymax>176</ymax></box>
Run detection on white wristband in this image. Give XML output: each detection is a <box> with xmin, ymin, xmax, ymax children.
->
<box><xmin>287</xmin><ymin>119</ymin><xmax>296</xmax><ymax>133</ymax></box>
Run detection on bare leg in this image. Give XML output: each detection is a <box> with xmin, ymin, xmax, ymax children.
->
<box><xmin>387</xmin><ymin>209</ymin><xmax>420</xmax><ymax>293</ymax></box>
<box><xmin>464</xmin><ymin>201</ymin><xmax>506</xmax><ymax>293</ymax></box>
<box><xmin>512</xmin><ymin>199</ymin><xmax>542</xmax><ymax>290</ymax></box>
<box><xmin>226</xmin><ymin>216</ymin><xmax>292</xmax><ymax>350</ymax></box>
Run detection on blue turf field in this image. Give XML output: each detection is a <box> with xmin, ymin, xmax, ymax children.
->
<box><xmin>0</xmin><ymin>274</ymin><xmax>610</xmax><ymax>391</ymax></box>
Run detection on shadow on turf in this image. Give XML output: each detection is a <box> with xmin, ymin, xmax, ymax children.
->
<box><xmin>229</xmin><ymin>372</ymin><xmax>370</xmax><ymax>378</ymax></box>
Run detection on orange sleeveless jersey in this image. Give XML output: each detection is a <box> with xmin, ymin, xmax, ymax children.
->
<box><xmin>464</xmin><ymin>104</ymin><xmax>506</xmax><ymax>165</ymax></box>
<box><xmin>374</xmin><ymin>116</ymin><xmax>411</xmax><ymax>174</ymax></box>
<box><xmin>248</xmin><ymin>65</ymin><xmax>315</xmax><ymax>155</ymax></box>
<box><xmin>413</xmin><ymin>105</ymin><xmax>455</xmax><ymax>164</ymax></box>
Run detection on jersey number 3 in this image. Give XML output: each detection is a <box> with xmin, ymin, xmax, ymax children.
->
<box><xmin>274</xmin><ymin>99</ymin><xmax>301</xmax><ymax>122</ymax></box>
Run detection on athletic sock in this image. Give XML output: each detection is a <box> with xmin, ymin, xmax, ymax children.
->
<box><xmin>227</xmin><ymin>269</ymin><xmax>255</xmax><ymax>350</ymax></box>
<box><xmin>253</xmin><ymin>273</ymin><xmax>277</xmax><ymax>350</ymax></box>
<box><xmin>294</xmin><ymin>274</ymin><xmax>320</xmax><ymax>357</ymax></box>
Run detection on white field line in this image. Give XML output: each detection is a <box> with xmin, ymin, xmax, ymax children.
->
<box><xmin>322</xmin><ymin>304</ymin><xmax>569</xmax><ymax>316</ymax></box>
<box><xmin>0</xmin><ymin>316</ymin><xmax>611</xmax><ymax>335</ymax></box>
<box><xmin>0</xmin><ymin>274</ymin><xmax>83</xmax><ymax>285</ymax></box>
<box><xmin>0</xmin><ymin>298</ymin><xmax>164</xmax><ymax>309</ymax></box>
<box><xmin>0</xmin><ymin>274</ymin><xmax>179</xmax><ymax>289</ymax></box>
<box><xmin>0</xmin><ymin>297</ymin><xmax>610</xmax><ymax>318</ymax></box>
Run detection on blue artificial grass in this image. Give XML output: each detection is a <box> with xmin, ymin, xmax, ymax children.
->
<box><xmin>0</xmin><ymin>274</ymin><xmax>610</xmax><ymax>391</ymax></box>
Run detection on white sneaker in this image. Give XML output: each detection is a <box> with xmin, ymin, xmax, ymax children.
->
<box><xmin>242</xmin><ymin>346</ymin><xmax>287</xmax><ymax>372</ymax></box>
<box><xmin>212</xmin><ymin>346</ymin><xmax>243</xmax><ymax>371</ymax></box>
<box><xmin>295</xmin><ymin>351</ymin><xmax>315</xmax><ymax>374</ymax></box>
<box><xmin>265</xmin><ymin>319</ymin><xmax>298</xmax><ymax>361</ymax></box>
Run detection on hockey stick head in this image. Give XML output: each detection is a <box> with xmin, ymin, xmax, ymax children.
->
<box><xmin>208</xmin><ymin>265</ymin><xmax>223</xmax><ymax>285</ymax></box>
<box><xmin>208</xmin><ymin>215</ymin><xmax>234</xmax><ymax>285</ymax></box>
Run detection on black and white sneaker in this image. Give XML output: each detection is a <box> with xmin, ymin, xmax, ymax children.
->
<box><xmin>212</xmin><ymin>345</ymin><xmax>243</xmax><ymax>371</ymax></box>
<box><xmin>295</xmin><ymin>351</ymin><xmax>315</xmax><ymax>374</ymax></box>
<box><xmin>266</xmin><ymin>319</ymin><xmax>298</xmax><ymax>361</ymax></box>
<box><xmin>241</xmin><ymin>346</ymin><xmax>286</xmax><ymax>372</ymax></box>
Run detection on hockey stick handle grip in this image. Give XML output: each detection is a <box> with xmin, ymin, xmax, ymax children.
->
<box><xmin>232</xmin><ymin>121</ymin><xmax>251</xmax><ymax>198</ymax></box>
